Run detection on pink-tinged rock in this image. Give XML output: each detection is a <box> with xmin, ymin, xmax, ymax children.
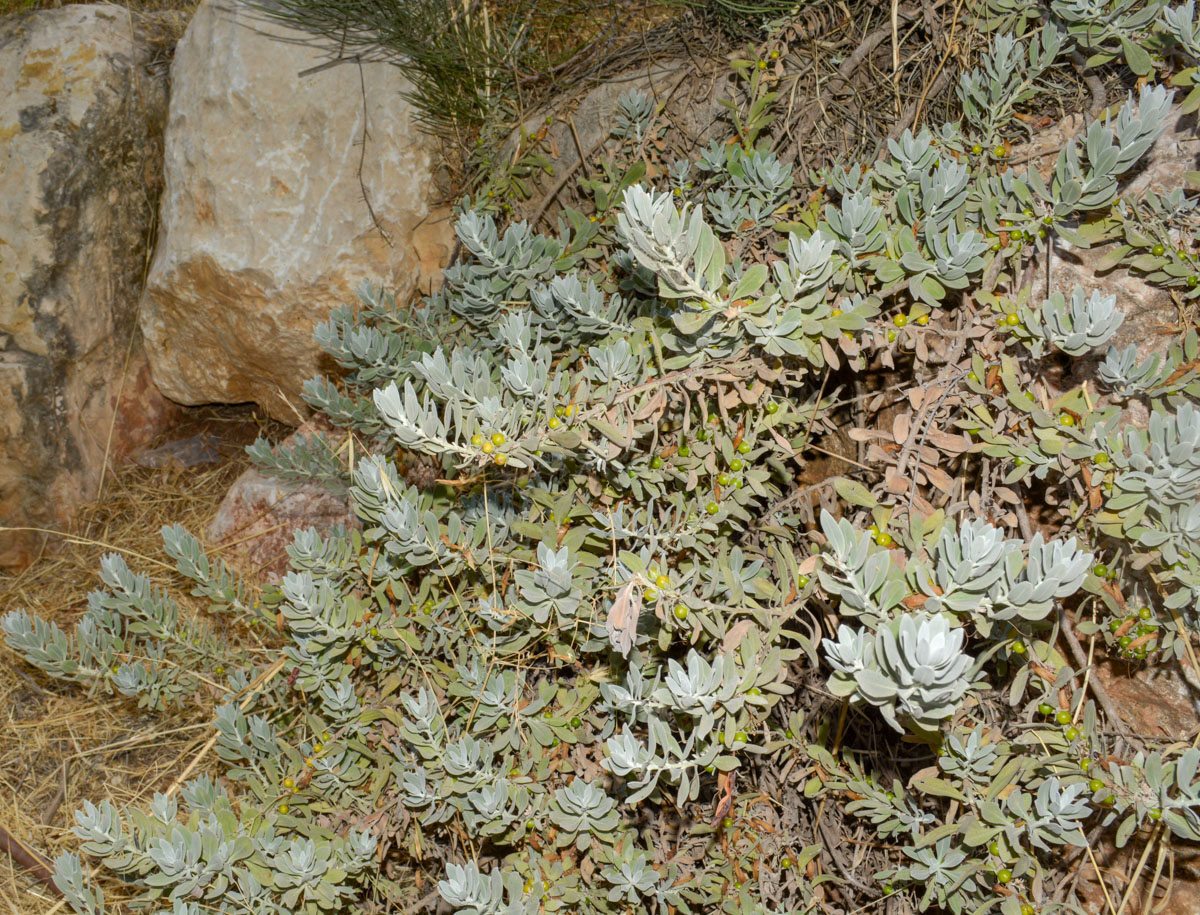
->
<box><xmin>0</xmin><ymin>4</ymin><xmax>177</xmax><ymax>570</ymax></box>
<box><xmin>140</xmin><ymin>0</ymin><xmax>453</xmax><ymax>422</ymax></box>
<box><xmin>207</xmin><ymin>420</ymin><xmax>355</xmax><ymax>582</ymax></box>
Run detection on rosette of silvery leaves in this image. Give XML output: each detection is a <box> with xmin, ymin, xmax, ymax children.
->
<box><xmin>1023</xmin><ymin>286</ymin><xmax>1124</xmax><ymax>357</ymax></box>
<box><xmin>824</xmin><ymin>612</ymin><xmax>975</xmax><ymax>732</ymax></box>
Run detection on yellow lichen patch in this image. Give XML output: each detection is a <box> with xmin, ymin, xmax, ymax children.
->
<box><xmin>17</xmin><ymin>57</ymin><xmax>56</xmax><ymax>86</ymax></box>
<box><xmin>66</xmin><ymin>44</ymin><xmax>98</xmax><ymax>65</ymax></box>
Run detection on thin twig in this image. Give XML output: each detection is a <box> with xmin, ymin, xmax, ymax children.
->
<box><xmin>355</xmin><ymin>57</ymin><xmax>393</xmax><ymax>248</ymax></box>
<box><xmin>1059</xmin><ymin>605</ymin><xmax>1131</xmax><ymax>736</ymax></box>
<box><xmin>0</xmin><ymin>824</ymin><xmax>61</xmax><ymax>896</ymax></box>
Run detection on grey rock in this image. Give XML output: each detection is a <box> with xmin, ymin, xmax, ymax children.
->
<box><xmin>0</xmin><ymin>3</ymin><xmax>178</xmax><ymax>569</ymax></box>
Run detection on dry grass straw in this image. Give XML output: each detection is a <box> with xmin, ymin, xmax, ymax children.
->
<box><xmin>0</xmin><ymin>419</ymin><xmax>279</xmax><ymax>913</ymax></box>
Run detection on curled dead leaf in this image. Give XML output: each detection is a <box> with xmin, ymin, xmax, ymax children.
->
<box><xmin>606</xmin><ymin>579</ymin><xmax>642</xmax><ymax>657</ymax></box>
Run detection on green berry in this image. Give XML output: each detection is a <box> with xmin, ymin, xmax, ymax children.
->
<box><xmin>1038</xmin><ymin>703</ymin><xmax>1054</xmax><ymax>716</ymax></box>
<box><xmin>369</xmin><ymin>627</ymin><xmax>379</xmax><ymax>638</ymax></box>
<box><xmin>1094</xmin><ymin>452</ymin><xmax>1109</xmax><ymax>463</ymax></box>
<box><xmin>734</xmin><ymin>730</ymin><xmax>749</xmax><ymax>743</ymax></box>
<box><xmin>781</xmin><ymin>856</ymin><xmax>792</xmax><ymax>869</ymax></box>
<box><xmin>916</xmin><ymin>314</ymin><xmax>930</xmax><ymax>325</ymax></box>
<box><xmin>655</xmin><ymin>574</ymin><xmax>670</xmax><ymax>588</ymax></box>
<box><xmin>765</xmin><ymin>401</ymin><xmax>779</xmax><ymax>414</ymax></box>
<box><xmin>650</xmin><ymin>456</ymin><xmax>663</xmax><ymax>470</ymax></box>
<box><xmin>968</xmin><ymin>371</ymin><xmax>979</xmax><ymax>382</ymax></box>
<box><xmin>491</xmin><ymin>432</ymin><xmax>506</xmax><ymax>446</ymax></box>
<box><xmin>997</xmin><ymin>868</ymin><xmax>1012</xmax><ymax>884</ymax></box>
<box><xmin>215</xmin><ymin>665</ymin><xmax>224</xmax><ymax>675</ymax></box>
<box><xmin>706</xmin><ymin>501</ymin><xmax>720</xmax><ymax>515</ymax></box>
<box><xmin>1118</xmin><ymin>635</ymin><xmax>1133</xmax><ymax>649</ymax></box>
<box><xmin>1005</xmin><ymin>312</ymin><xmax>1021</xmax><ymax>326</ymax></box>
<box><xmin>887</xmin><ymin>330</ymin><xmax>897</xmax><ymax>341</ymax></box>
<box><xmin>471</xmin><ymin>433</ymin><xmax>484</xmax><ymax>446</ymax></box>
<box><xmin>548</xmin><ymin>416</ymin><xmax>561</xmax><ymax>430</ymax></box>
<box><xmin>988</xmin><ymin>842</ymin><xmax>1001</xmax><ymax>856</ymax></box>
<box><xmin>1188</xmin><ymin>275</ymin><xmax>1198</xmax><ymax>288</ymax></box>
<box><xmin>1109</xmin><ymin>620</ymin><xmax>1122</xmax><ymax>633</ymax></box>
<box><xmin>1139</xmin><ymin>606</ymin><xmax>1152</xmax><ymax>620</ymax></box>
<box><xmin>993</xmin><ymin>145</ymin><xmax>1006</xmax><ymax>157</ymax></box>
<box><xmin>893</xmin><ymin>314</ymin><xmax>908</xmax><ymax>327</ymax></box>
<box><xmin>730</xmin><ymin>458</ymin><xmax>744</xmax><ymax>472</ymax></box>
<box><xmin>797</xmin><ymin>574</ymin><xmax>810</xmax><ymax>588</ymax></box>
<box><xmin>1093</xmin><ymin>563</ymin><xmax>1109</xmax><ymax>578</ymax></box>
<box><xmin>1152</xmin><ymin>243</ymin><xmax>1166</xmax><ymax>256</ymax></box>
<box><xmin>971</xmin><ymin>144</ymin><xmax>983</xmax><ymax>155</ymax></box>
<box><xmin>284</xmin><ymin>777</ymin><xmax>295</xmax><ymax>789</ymax></box>
<box><xmin>875</xmin><ymin>532</ymin><xmax>893</xmax><ymax>547</ymax></box>
<box><xmin>677</xmin><ymin>443</ymin><xmax>691</xmax><ymax>457</ymax></box>
<box><xmin>570</xmin><ymin>716</ymin><xmax>582</xmax><ymax>729</ymax></box>
<box><xmin>674</xmin><ymin>604</ymin><xmax>688</xmax><ymax>620</ymax></box>
<box><xmin>278</xmin><ymin>803</ymin><xmax>289</xmax><ymax>814</ymax></box>
<box><xmin>1011</xmin><ymin>640</ymin><xmax>1026</xmax><ymax>655</ymax></box>
<box><xmin>1022</xmin><ymin>906</ymin><xmax>1036</xmax><ymax>915</ymax></box>
<box><xmin>1060</xmin><ymin>414</ymin><xmax>1076</xmax><ymax>427</ymax></box>
<box><xmin>1088</xmin><ymin>778</ymin><xmax>1104</xmax><ymax>793</ymax></box>
<box><xmin>696</xmin><ymin>428</ymin><xmax>710</xmax><ymax>441</ymax></box>
<box><xmin>718</xmin><ymin>473</ymin><xmax>733</xmax><ymax>486</ymax></box>
<box><xmin>1065</xmin><ymin>727</ymin><xmax>1080</xmax><ymax>741</ymax></box>
<box><xmin>1149</xmin><ymin>808</ymin><xmax>1162</xmax><ymax>820</ymax></box>
<box><xmin>1010</xmin><ymin>229</ymin><xmax>1024</xmax><ymax>242</ymax></box>
<box><xmin>737</xmin><ymin>441</ymin><xmax>751</xmax><ymax>454</ymax></box>
<box><xmin>1055</xmin><ymin>710</ymin><xmax>1072</xmax><ymax>725</ymax></box>
<box><xmin>784</xmin><ymin>729</ymin><xmax>795</xmax><ymax>738</ymax></box>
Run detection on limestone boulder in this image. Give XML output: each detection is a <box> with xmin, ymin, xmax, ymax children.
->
<box><xmin>140</xmin><ymin>0</ymin><xmax>452</xmax><ymax>422</ymax></box>
<box><xmin>0</xmin><ymin>3</ymin><xmax>178</xmax><ymax>570</ymax></box>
